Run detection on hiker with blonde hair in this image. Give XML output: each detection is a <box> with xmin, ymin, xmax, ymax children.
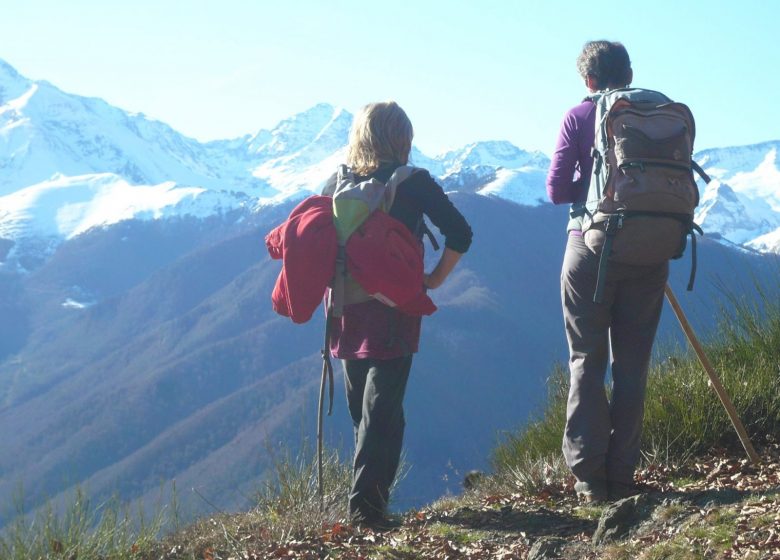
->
<box><xmin>322</xmin><ymin>100</ymin><xmax>473</xmax><ymax>528</ymax></box>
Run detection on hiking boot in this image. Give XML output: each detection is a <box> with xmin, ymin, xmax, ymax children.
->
<box><xmin>608</xmin><ymin>481</ymin><xmax>642</xmax><ymax>501</ymax></box>
<box><xmin>354</xmin><ymin>514</ymin><xmax>402</xmax><ymax>532</ymax></box>
<box><xmin>574</xmin><ymin>480</ymin><xmax>608</xmax><ymax>504</ymax></box>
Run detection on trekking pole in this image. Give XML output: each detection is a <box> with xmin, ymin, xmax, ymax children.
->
<box><xmin>317</xmin><ymin>307</ymin><xmax>335</xmax><ymax>511</ymax></box>
<box><xmin>664</xmin><ymin>284</ymin><xmax>760</xmax><ymax>464</ymax></box>
<box><xmin>317</xmin><ymin>359</ymin><xmax>326</xmax><ymax>511</ymax></box>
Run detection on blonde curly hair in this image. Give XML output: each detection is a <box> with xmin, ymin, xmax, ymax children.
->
<box><xmin>347</xmin><ymin>101</ymin><xmax>414</xmax><ymax>175</ymax></box>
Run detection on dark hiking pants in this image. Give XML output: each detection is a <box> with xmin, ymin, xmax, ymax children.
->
<box><xmin>343</xmin><ymin>355</ymin><xmax>412</xmax><ymax>523</ymax></box>
<box><xmin>561</xmin><ymin>234</ymin><xmax>668</xmax><ymax>486</ymax></box>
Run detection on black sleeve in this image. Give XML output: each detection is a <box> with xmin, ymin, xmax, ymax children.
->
<box><xmin>403</xmin><ymin>171</ymin><xmax>473</xmax><ymax>253</ymax></box>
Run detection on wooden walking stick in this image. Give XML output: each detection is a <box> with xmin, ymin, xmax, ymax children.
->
<box><xmin>664</xmin><ymin>284</ymin><xmax>760</xmax><ymax>463</ymax></box>
<box><xmin>317</xmin><ymin>306</ymin><xmax>335</xmax><ymax>511</ymax></box>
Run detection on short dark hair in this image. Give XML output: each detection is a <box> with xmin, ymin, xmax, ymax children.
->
<box><xmin>576</xmin><ymin>40</ymin><xmax>632</xmax><ymax>90</ymax></box>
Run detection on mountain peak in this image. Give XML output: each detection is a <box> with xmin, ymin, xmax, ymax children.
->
<box><xmin>247</xmin><ymin>103</ymin><xmax>352</xmax><ymax>159</ymax></box>
<box><xmin>442</xmin><ymin>140</ymin><xmax>550</xmax><ymax>171</ymax></box>
<box><xmin>274</xmin><ymin>103</ymin><xmax>350</xmax><ymax>134</ymax></box>
<box><xmin>300</xmin><ymin>102</ymin><xmax>340</xmax><ymax>117</ymax></box>
<box><xmin>0</xmin><ymin>59</ymin><xmax>32</xmax><ymax>104</ymax></box>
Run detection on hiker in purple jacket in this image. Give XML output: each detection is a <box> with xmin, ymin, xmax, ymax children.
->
<box><xmin>546</xmin><ymin>41</ymin><xmax>668</xmax><ymax>503</ymax></box>
<box><xmin>323</xmin><ymin>101</ymin><xmax>473</xmax><ymax>528</ymax></box>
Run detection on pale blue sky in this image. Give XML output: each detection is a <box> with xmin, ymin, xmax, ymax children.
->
<box><xmin>2</xmin><ymin>0</ymin><xmax>778</xmax><ymax>155</ymax></box>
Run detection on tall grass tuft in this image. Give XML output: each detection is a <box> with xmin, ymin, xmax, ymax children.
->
<box><xmin>253</xmin><ymin>443</ymin><xmax>353</xmax><ymax>540</ymax></box>
<box><xmin>491</xmin><ymin>282</ymin><xmax>780</xmax><ymax>486</ymax></box>
<box><xmin>146</xmin><ymin>443</ymin><xmax>354</xmax><ymax>558</ymax></box>
<box><xmin>0</xmin><ymin>488</ymin><xmax>162</xmax><ymax>560</ymax></box>
<box><xmin>644</xmin><ymin>283</ymin><xmax>780</xmax><ymax>459</ymax></box>
<box><xmin>1</xmin><ymin>443</ymin><xmax>357</xmax><ymax>559</ymax></box>
<box><xmin>492</xmin><ymin>363</ymin><xmax>569</xmax><ymax>475</ymax></box>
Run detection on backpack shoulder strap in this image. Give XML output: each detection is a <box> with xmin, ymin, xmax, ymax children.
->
<box><xmin>334</xmin><ymin>164</ymin><xmax>354</xmax><ymax>195</ymax></box>
<box><xmin>381</xmin><ymin>165</ymin><xmax>422</xmax><ymax>212</ymax></box>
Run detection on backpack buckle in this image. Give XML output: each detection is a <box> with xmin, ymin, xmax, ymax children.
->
<box><xmin>605</xmin><ymin>214</ymin><xmax>623</xmax><ymax>235</ymax></box>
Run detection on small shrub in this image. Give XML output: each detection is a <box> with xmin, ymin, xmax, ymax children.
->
<box><xmin>491</xmin><ymin>280</ymin><xmax>780</xmax><ymax>485</ymax></box>
<box><xmin>253</xmin><ymin>443</ymin><xmax>353</xmax><ymax>540</ymax></box>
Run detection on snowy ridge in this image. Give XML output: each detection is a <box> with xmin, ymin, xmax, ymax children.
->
<box><xmin>0</xmin><ymin>72</ymin><xmax>265</xmax><ymax>196</ymax></box>
<box><xmin>249</xmin><ymin>105</ymin><xmax>352</xmax><ymax>196</ymax></box>
<box><xmin>438</xmin><ymin>140</ymin><xmax>548</xmax><ymax>172</ymax></box>
<box><xmin>694</xmin><ymin>141</ymin><xmax>780</xmax><ymax>251</ymax></box>
<box><xmin>0</xmin><ymin>173</ymin><xmax>240</xmax><ymax>240</ymax></box>
<box><xmin>477</xmin><ymin>167</ymin><xmax>549</xmax><ymax>206</ymax></box>
<box><xmin>0</xmin><ymin>60</ymin><xmax>31</xmax><ymax>104</ymax></box>
<box><xmin>0</xmin><ymin>58</ymin><xmax>779</xmax><ymax>265</ymax></box>
<box><xmin>0</xmin><ymin>58</ymin><xmax>552</xmax><ymax>262</ymax></box>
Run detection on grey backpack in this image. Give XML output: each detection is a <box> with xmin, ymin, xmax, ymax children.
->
<box><xmin>577</xmin><ymin>88</ymin><xmax>711</xmax><ymax>303</ymax></box>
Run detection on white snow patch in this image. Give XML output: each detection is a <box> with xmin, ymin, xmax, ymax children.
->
<box><xmin>746</xmin><ymin>227</ymin><xmax>780</xmax><ymax>254</ymax></box>
<box><xmin>477</xmin><ymin>167</ymin><xmax>547</xmax><ymax>207</ymax></box>
<box><xmin>0</xmin><ymin>173</ymin><xmax>213</xmax><ymax>239</ymax></box>
<box><xmin>62</xmin><ymin>298</ymin><xmax>95</xmax><ymax>310</ymax></box>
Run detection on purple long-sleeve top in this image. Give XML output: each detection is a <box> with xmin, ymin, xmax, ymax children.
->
<box><xmin>546</xmin><ymin>100</ymin><xmax>596</xmax><ymax>208</ymax></box>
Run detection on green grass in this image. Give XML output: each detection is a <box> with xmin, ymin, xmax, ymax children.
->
<box><xmin>0</xmin><ymin>444</ymin><xmax>355</xmax><ymax>560</ymax></box>
<box><xmin>252</xmin><ymin>443</ymin><xmax>353</xmax><ymax>540</ymax></box>
<box><xmin>148</xmin><ymin>443</ymin><xmax>355</xmax><ymax>558</ymax></box>
<box><xmin>654</xmin><ymin>503</ymin><xmax>688</xmax><ymax>522</ymax></box>
<box><xmin>492</xmin><ymin>282</ymin><xmax>780</xmax><ymax>480</ymax></box>
<box><xmin>4</xmin><ymin>282</ymin><xmax>778</xmax><ymax>558</ymax></box>
<box><xmin>600</xmin><ymin>505</ymin><xmax>743</xmax><ymax>560</ymax></box>
<box><xmin>427</xmin><ymin>523</ymin><xmax>492</xmax><ymax>546</ymax></box>
<box><xmin>490</xmin><ymin>363</ymin><xmax>570</xmax><ymax>483</ymax></box>
<box><xmin>0</xmin><ymin>488</ymin><xmax>163</xmax><ymax>560</ymax></box>
<box><xmin>626</xmin><ymin>507</ymin><xmax>742</xmax><ymax>560</ymax></box>
<box><xmin>572</xmin><ymin>504</ymin><xmax>605</xmax><ymax>521</ymax></box>
<box><xmin>643</xmin><ymin>284</ymin><xmax>780</xmax><ymax>460</ymax></box>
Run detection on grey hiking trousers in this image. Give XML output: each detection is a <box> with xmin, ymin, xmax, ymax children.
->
<box><xmin>343</xmin><ymin>355</ymin><xmax>412</xmax><ymax>523</ymax></box>
<box><xmin>561</xmin><ymin>234</ymin><xmax>667</xmax><ymax>486</ymax></box>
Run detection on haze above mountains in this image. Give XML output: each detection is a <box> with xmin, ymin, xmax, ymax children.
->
<box><xmin>1</xmin><ymin>58</ymin><xmax>779</xmax><ymax>527</ymax></box>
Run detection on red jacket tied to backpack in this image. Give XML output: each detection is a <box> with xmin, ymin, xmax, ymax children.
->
<box><xmin>266</xmin><ymin>195</ymin><xmax>436</xmax><ymax>324</ymax></box>
<box><xmin>266</xmin><ymin>196</ymin><xmax>337</xmax><ymax>323</ymax></box>
<box><xmin>346</xmin><ymin>210</ymin><xmax>436</xmax><ymax>316</ymax></box>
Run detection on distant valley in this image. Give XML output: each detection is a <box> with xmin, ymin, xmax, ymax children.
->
<box><xmin>1</xmin><ymin>58</ymin><xmax>779</xmax><ymax>526</ymax></box>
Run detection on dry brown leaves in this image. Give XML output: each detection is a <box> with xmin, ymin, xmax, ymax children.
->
<box><xmin>151</xmin><ymin>444</ymin><xmax>780</xmax><ymax>559</ymax></box>
<box><xmin>639</xmin><ymin>443</ymin><xmax>780</xmax><ymax>493</ymax></box>
<box><xmin>633</xmin><ymin>442</ymin><xmax>780</xmax><ymax>558</ymax></box>
<box><xmin>245</xmin><ymin>515</ymin><xmax>530</xmax><ymax>560</ymax></box>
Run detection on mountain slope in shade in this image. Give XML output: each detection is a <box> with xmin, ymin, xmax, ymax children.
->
<box><xmin>1</xmin><ymin>194</ymin><xmax>779</xmax><ymax>528</ymax></box>
<box><xmin>1</xmin><ymin>58</ymin><xmax>780</xmax><ymax>528</ymax></box>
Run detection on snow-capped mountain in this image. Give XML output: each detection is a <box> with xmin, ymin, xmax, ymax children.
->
<box><xmin>0</xmin><ymin>60</ymin><xmax>262</xmax><ymax>196</ymax></box>
<box><xmin>694</xmin><ymin>141</ymin><xmax>780</xmax><ymax>252</ymax></box>
<box><xmin>0</xmin><ymin>57</ymin><xmax>554</xmax><ymax>269</ymax></box>
<box><xmin>2</xmin><ymin>58</ymin><xmax>780</xmax><ymax>529</ymax></box>
<box><xmin>248</xmin><ymin>103</ymin><xmax>352</xmax><ymax>196</ymax></box>
<box><xmin>1</xmin><ymin>58</ymin><xmax>779</xmax><ymax>264</ymax></box>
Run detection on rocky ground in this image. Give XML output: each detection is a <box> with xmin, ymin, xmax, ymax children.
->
<box><xmin>151</xmin><ymin>443</ymin><xmax>780</xmax><ymax>559</ymax></box>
